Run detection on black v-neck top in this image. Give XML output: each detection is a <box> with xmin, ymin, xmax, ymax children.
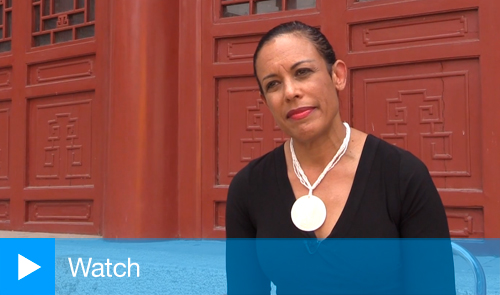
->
<box><xmin>226</xmin><ymin>135</ymin><xmax>455</xmax><ymax>294</ymax></box>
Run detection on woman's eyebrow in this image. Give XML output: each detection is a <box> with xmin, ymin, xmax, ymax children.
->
<box><xmin>290</xmin><ymin>59</ymin><xmax>314</xmax><ymax>70</ymax></box>
<box><xmin>262</xmin><ymin>73</ymin><xmax>278</xmax><ymax>82</ymax></box>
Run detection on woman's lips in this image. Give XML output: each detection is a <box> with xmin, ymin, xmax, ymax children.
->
<box><xmin>287</xmin><ymin>107</ymin><xmax>315</xmax><ymax>120</ymax></box>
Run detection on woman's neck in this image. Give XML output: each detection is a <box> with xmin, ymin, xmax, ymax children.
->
<box><xmin>291</xmin><ymin>122</ymin><xmax>348</xmax><ymax>170</ymax></box>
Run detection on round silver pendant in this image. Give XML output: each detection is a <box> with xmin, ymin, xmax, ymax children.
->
<box><xmin>291</xmin><ymin>195</ymin><xmax>327</xmax><ymax>231</ymax></box>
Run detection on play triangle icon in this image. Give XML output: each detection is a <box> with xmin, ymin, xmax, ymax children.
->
<box><xmin>18</xmin><ymin>254</ymin><xmax>41</xmax><ymax>280</ymax></box>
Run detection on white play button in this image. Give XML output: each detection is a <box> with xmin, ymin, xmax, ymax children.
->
<box><xmin>18</xmin><ymin>254</ymin><xmax>41</xmax><ymax>280</ymax></box>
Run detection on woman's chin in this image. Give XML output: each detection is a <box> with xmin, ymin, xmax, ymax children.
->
<box><xmin>287</xmin><ymin>122</ymin><xmax>329</xmax><ymax>142</ymax></box>
<box><xmin>289</xmin><ymin>130</ymin><xmax>321</xmax><ymax>143</ymax></box>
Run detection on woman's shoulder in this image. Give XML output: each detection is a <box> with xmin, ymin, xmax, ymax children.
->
<box><xmin>363</xmin><ymin>134</ymin><xmax>432</xmax><ymax>189</ymax></box>
<box><xmin>365</xmin><ymin>133</ymin><xmax>427</xmax><ymax>169</ymax></box>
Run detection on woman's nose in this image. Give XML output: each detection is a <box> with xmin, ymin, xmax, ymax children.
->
<box><xmin>284</xmin><ymin>79</ymin><xmax>300</xmax><ymax>101</ymax></box>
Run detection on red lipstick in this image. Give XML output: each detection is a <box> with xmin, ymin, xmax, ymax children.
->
<box><xmin>287</xmin><ymin>107</ymin><xmax>315</xmax><ymax>120</ymax></box>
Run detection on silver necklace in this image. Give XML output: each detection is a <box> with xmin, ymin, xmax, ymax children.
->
<box><xmin>290</xmin><ymin>122</ymin><xmax>351</xmax><ymax>231</ymax></box>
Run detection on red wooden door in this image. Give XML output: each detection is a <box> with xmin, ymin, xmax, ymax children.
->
<box><xmin>200</xmin><ymin>0</ymin><xmax>500</xmax><ymax>238</ymax></box>
<box><xmin>0</xmin><ymin>0</ymin><xmax>106</xmax><ymax>234</ymax></box>
<box><xmin>331</xmin><ymin>0</ymin><xmax>500</xmax><ymax>238</ymax></box>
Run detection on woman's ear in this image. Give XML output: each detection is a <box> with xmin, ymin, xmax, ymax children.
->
<box><xmin>332</xmin><ymin>60</ymin><xmax>347</xmax><ymax>91</ymax></box>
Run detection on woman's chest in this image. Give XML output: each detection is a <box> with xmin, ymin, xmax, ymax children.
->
<box><xmin>287</xmin><ymin>169</ymin><xmax>355</xmax><ymax>239</ymax></box>
<box><xmin>249</xmin><ymin>170</ymin><xmax>400</xmax><ymax>239</ymax></box>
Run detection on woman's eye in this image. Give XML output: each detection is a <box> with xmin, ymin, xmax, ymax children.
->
<box><xmin>296</xmin><ymin>68</ymin><xmax>312</xmax><ymax>77</ymax></box>
<box><xmin>266</xmin><ymin>81</ymin><xmax>278</xmax><ymax>91</ymax></box>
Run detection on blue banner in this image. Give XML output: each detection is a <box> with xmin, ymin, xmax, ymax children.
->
<box><xmin>0</xmin><ymin>238</ymin><xmax>497</xmax><ymax>294</ymax></box>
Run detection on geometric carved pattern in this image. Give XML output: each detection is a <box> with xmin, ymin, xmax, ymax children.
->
<box><xmin>29</xmin><ymin>93</ymin><xmax>93</xmax><ymax>186</ymax></box>
<box><xmin>216</xmin><ymin>35</ymin><xmax>262</xmax><ymax>63</ymax></box>
<box><xmin>350</xmin><ymin>10</ymin><xmax>479</xmax><ymax>52</ymax></box>
<box><xmin>241</xmin><ymin>97</ymin><xmax>264</xmax><ymax>163</ymax></box>
<box><xmin>44</xmin><ymin>113</ymin><xmax>81</xmax><ymax>172</ymax></box>
<box><xmin>0</xmin><ymin>0</ymin><xmax>12</xmax><ymax>52</ymax></box>
<box><xmin>29</xmin><ymin>55</ymin><xmax>95</xmax><ymax>85</ymax></box>
<box><xmin>26</xmin><ymin>200</ymin><xmax>93</xmax><ymax>223</ymax></box>
<box><xmin>32</xmin><ymin>0</ymin><xmax>95</xmax><ymax>47</ymax></box>
<box><xmin>384</xmin><ymin>89</ymin><xmax>453</xmax><ymax>160</ymax></box>
<box><xmin>0</xmin><ymin>102</ymin><xmax>9</xmax><ymax>184</ymax></box>
<box><xmin>217</xmin><ymin>77</ymin><xmax>288</xmax><ymax>186</ymax></box>
<box><xmin>445</xmin><ymin>207</ymin><xmax>484</xmax><ymax>238</ymax></box>
<box><xmin>353</xmin><ymin>59</ymin><xmax>481</xmax><ymax>189</ymax></box>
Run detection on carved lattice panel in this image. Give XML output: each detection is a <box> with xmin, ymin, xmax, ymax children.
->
<box><xmin>352</xmin><ymin>59</ymin><xmax>481</xmax><ymax>190</ymax></box>
<box><xmin>28</xmin><ymin>92</ymin><xmax>94</xmax><ymax>187</ymax></box>
<box><xmin>217</xmin><ymin>77</ymin><xmax>288</xmax><ymax>186</ymax></box>
<box><xmin>32</xmin><ymin>0</ymin><xmax>95</xmax><ymax>47</ymax></box>
<box><xmin>0</xmin><ymin>0</ymin><xmax>12</xmax><ymax>52</ymax></box>
<box><xmin>221</xmin><ymin>0</ymin><xmax>316</xmax><ymax>18</ymax></box>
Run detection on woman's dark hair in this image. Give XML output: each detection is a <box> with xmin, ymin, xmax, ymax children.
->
<box><xmin>253</xmin><ymin>21</ymin><xmax>337</xmax><ymax>94</ymax></box>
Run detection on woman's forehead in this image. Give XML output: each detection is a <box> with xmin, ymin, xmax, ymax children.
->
<box><xmin>257</xmin><ymin>34</ymin><xmax>319</xmax><ymax>66</ymax></box>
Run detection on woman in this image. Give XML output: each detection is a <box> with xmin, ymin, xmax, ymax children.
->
<box><xmin>226</xmin><ymin>21</ymin><xmax>455</xmax><ymax>294</ymax></box>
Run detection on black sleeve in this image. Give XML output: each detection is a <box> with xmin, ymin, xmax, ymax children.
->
<box><xmin>398</xmin><ymin>151</ymin><xmax>456</xmax><ymax>295</ymax></box>
<box><xmin>398</xmin><ymin>151</ymin><xmax>450</xmax><ymax>238</ymax></box>
<box><xmin>226</xmin><ymin>168</ymin><xmax>271</xmax><ymax>295</ymax></box>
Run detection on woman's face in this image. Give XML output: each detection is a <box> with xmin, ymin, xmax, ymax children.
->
<box><xmin>255</xmin><ymin>33</ymin><xmax>346</xmax><ymax>142</ymax></box>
